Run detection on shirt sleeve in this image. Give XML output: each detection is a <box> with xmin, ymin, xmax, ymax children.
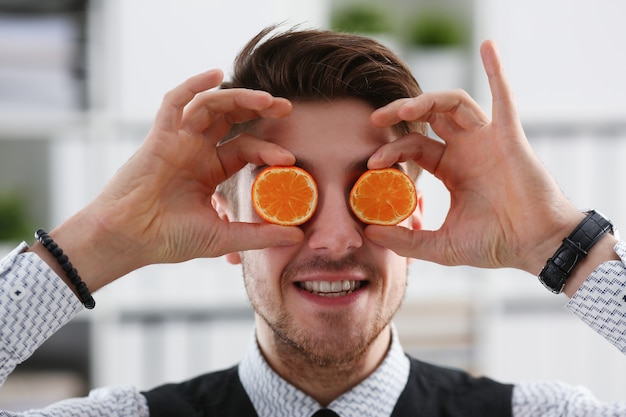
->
<box><xmin>0</xmin><ymin>243</ymin><xmax>84</xmax><ymax>383</ymax></box>
<box><xmin>513</xmin><ymin>240</ymin><xmax>626</xmax><ymax>415</ymax></box>
<box><xmin>566</xmin><ymin>240</ymin><xmax>626</xmax><ymax>354</ymax></box>
<box><xmin>5</xmin><ymin>386</ymin><xmax>149</xmax><ymax>417</ymax></box>
<box><xmin>0</xmin><ymin>244</ymin><xmax>150</xmax><ymax>417</ymax></box>
<box><xmin>513</xmin><ymin>381</ymin><xmax>626</xmax><ymax>417</ymax></box>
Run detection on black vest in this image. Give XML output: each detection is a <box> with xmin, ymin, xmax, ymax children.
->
<box><xmin>143</xmin><ymin>356</ymin><xmax>513</xmax><ymax>417</ymax></box>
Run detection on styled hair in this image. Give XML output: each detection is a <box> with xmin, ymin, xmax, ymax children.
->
<box><xmin>218</xmin><ymin>26</ymin><xmax>425</xmax><ymax>211</ymax></box>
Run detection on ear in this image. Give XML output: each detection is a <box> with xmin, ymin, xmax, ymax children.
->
<box><xmin>211</xmin><ymin>192</ymin><xmax>242</xmax><ymax>265</ymax></box>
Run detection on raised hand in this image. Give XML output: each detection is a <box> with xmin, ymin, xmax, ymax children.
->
<box><xmin>45</xmin><ymin>69</ymin><xmax>303</xmax><ymax>290</ymax></box>
<box><xmin>365</xmin><ymin>40</ymin><xmax>583</xmax><ymax>275</ymax></box>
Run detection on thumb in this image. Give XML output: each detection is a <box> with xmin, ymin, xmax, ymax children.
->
<box><xmin>215</xmin><ymin>222</ymin><xmax>305</xmax><ymax>255</ymax></box>
<box><xmin>365</xmin><ymin>225</ymin><xmax>440</xmax><ymax>263</ymax></box>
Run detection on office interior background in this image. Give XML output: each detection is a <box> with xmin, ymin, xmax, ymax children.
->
<box><xmin>1</xmin><ymin>0</ymin><xmax>625</xmax><ymax>410</ymax></box>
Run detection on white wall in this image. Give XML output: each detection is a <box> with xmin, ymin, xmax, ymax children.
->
<box><xmin>96</xmin><ymin>0</ymin><xmax>330</xmax><ymax>121</ymax></box>
<box><xmin>473</xmin><ymin>0</ymin><xmax>626</xmax><ymax>122</ymax></box>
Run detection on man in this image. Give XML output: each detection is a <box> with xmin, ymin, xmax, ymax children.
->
<box><xmin>1</xmin><ymin>27</ymin><xmax>624</xmax><ymax>416</ymax></box>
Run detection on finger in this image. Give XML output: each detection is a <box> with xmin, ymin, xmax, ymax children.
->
<box><xmin>372</xmin><ymin>99</ymin><xmax>467</xmax><ymax>147</ymax></box>
<box><xmin>364</xmin><ymin>226</ymin><xmax>447</xmax><ymax>264</ymax></box>
<box><xmin>372</xmin><ymin>91</ymin><xmax>489</xmax><ymax>132</ymax></box>
<box><xmin>368</xmin><ymin>132</ymin><xmax>446</xmax><ymax>175</ymax></box>
<box><xmin>399</xmin><ymin>91</ymin><xmax>489</xmax><ymax>130</ymax></box>
<box><xmin>370</xmin><ymin>98</ymin><xmax>415</xmax><ymax>127</ymax></box>
<box><xmin>480</xmin><ymin>40</ymin><xmax>519</xmax><ymax>126</ymax></box>
<box><xmin>183</xmin><ymin>89</ymin><xmax>292</xmax><ymax>135</ymax></box>
<box><xmin>153</xmin><ymin>69</ymin><xmax>224</xmax><ymax>132</ymax></box>
<box><xmin>198</xmin><ymin>96</ymin><xmax>292</xmax><ymax>144</ymax></box>
<box><xmin>214</xmin><ymin>222</ymin><xmax>305</xmax><ymax>256</ymax></box>
<box><xmin>216</xmin><ymin>133</ymin><xmax>296</xmax><ymax>179</ymax></box>
<box><xmin>427</xmin><ymin>112</ymin><xmax>464</xmax><ymax>142</ymax></box>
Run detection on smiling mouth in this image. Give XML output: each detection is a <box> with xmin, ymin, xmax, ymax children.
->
<box><xmin>297</xmin><ymin>280</ymin><xmax>364</xmax><ymax>297</ymax></box>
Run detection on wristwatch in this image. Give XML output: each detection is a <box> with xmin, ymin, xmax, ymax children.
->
<box><xmin>538</xmin><ymin>210</ymin><xmax>614</xmax><ymax>294</ymax></box>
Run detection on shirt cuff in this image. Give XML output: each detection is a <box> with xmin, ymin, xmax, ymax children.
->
<box><xmin>566</xmin><ymin>240</ymin><xmax>626</xmax><ymax>353</ymax></box>
<box><xmin>0</xmin><ymin>243</ymin><xmax>83</xmax><ymax>373</ymax></box>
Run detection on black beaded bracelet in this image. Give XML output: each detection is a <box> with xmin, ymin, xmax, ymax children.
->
<box><xmin>35</xmin><ymin>229</ymin><xmax>96</xmax><ymax>309</ymax></box>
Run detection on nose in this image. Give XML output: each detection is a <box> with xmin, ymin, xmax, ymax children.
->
<box><xmin>304</xmin><ymin>184</ymin><xmax>364</xmax><ymax>257</ymax></box>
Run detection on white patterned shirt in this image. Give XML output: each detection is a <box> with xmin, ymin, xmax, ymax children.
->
<box><xmin>238</xmin><ymin>325</ymin><xmax>410</xmax><ymax>417</ymax></box>
<box><xmin>1</xmin><ymin>242</ymin><xmax>625</xmax><ymax>416</ymax></box>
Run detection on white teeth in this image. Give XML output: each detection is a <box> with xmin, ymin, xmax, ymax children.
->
<box><xmin>300</xmin><ymin>280</ymin><xmax>362</xmax><ymax>296</ymax></box>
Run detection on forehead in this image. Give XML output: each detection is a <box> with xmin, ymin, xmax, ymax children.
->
<box><xmin>251</xmin><ymin>99</ymin><xmax>397</xmax><ymax>170</ymax></box>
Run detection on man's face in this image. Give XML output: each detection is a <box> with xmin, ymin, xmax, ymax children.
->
<box><xmin>226</xmin><ymin>99</ymin><xmax>423</xmax><ymax>366</ymax></box>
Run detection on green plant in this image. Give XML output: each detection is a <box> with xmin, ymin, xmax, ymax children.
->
<box><xmin>0</xmin><ymin>192</ymin><xmax>34</xmax><ymax>242</ymax></box>
<box><xmin>331</xmin><ymin>4</ymin><xmax>392</xmax><ymax>34</ymax></box>
<box><xmin>406</xmin><ymin>12</ymin><xmax>468</xmax><ymax>48</ymax></box>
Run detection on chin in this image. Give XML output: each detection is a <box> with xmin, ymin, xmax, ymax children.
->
<box><xmin>270</xmin><ymin>313</ymin><xmax>390</xmax><ymax>367</ymax></box>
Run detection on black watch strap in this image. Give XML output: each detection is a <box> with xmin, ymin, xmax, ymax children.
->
<box><xmin>538</xmin><ymin>210</ymin><xmax>613</xmax><ymax>294</ymax></box>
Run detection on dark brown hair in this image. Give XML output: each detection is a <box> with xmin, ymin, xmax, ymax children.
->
<box><xmin>218</xmin><ymin>26</ymin><xmax>425</xmax><ymax>210</ymax></box>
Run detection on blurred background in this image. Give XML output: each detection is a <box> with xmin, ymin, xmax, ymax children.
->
<box><xmin>1</xmin><ymin>0</ymin><xmax>625</xmax><ymax>410</ymax></box>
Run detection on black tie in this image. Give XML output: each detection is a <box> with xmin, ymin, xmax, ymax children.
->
<box><xmin>312</xmin><ymin>410</ymin><xmax>340</xmax><ymax>417</ymax></box>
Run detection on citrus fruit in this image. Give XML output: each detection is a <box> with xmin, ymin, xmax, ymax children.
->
<box><xmin>251</xmin><ymin>166</ymin><xmax>318</xmax><ymax>226</ymax></box>
<box><xmin>349</xmin><ymin>168</ymin><xmax>417</xmax><ymax>225</ymax></box>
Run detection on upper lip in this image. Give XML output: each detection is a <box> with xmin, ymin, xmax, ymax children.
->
<box><xmin>292</xmin><ymin>270</ymin><xmax>366</xmax><ymax>284</ymax></box>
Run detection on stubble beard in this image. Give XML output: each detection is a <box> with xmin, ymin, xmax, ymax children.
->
<box><xmin>267</xmin><ymin>308</ymin><xmax>385</xmax><ymax>370</ymax></box>
<box><xmin>242</xmin><ymin>253</ymin><xmax>407</xmax><ymax>370</ymax></box>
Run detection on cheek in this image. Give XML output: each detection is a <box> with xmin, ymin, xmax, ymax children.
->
<box><xmin>240</xmin><ymin>247</ymin><xmax>293</xmax><ymax>292</ymax></box>
<box><xmin>382</xmin><ymin>253</ymin><xmax>410</xmax><ymax>295</ymax></box>
<box><xmin>241</xmin><ymin>252</ymin><xmax>271</xmax><ymax>310</ymax></box>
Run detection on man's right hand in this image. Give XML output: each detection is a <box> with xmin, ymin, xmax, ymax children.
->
<box><xmin>31</xmin><ymin>69</ymin><xmax>303</xmax><ymax>292</ymax></box>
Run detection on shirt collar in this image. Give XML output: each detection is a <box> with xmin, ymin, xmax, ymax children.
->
<box><xmin>239</xmin><ymin>324</ymin><xmax>410</xmax><ymax>417</ymax></box>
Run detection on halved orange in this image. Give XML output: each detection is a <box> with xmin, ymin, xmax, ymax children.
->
<box><xmin>349</xmin><ymin>168</ymin><xmax>417</xmax><ymax>225</ymax></box>
<box><xmin>251</xmin><ymin>166</ymin><xmax>318</xmax><ymax>226</ymax></box>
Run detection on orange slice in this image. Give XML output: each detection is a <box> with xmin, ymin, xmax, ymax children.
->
<box><xmin>349</xmin><ymin>168</ymin><xmax>417</xmax><ymax>225</ymax></box>
<box><xmin>251</xmin><ymin>166</ymin><xmax>318</xmax><ymax>226</ymax></box>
